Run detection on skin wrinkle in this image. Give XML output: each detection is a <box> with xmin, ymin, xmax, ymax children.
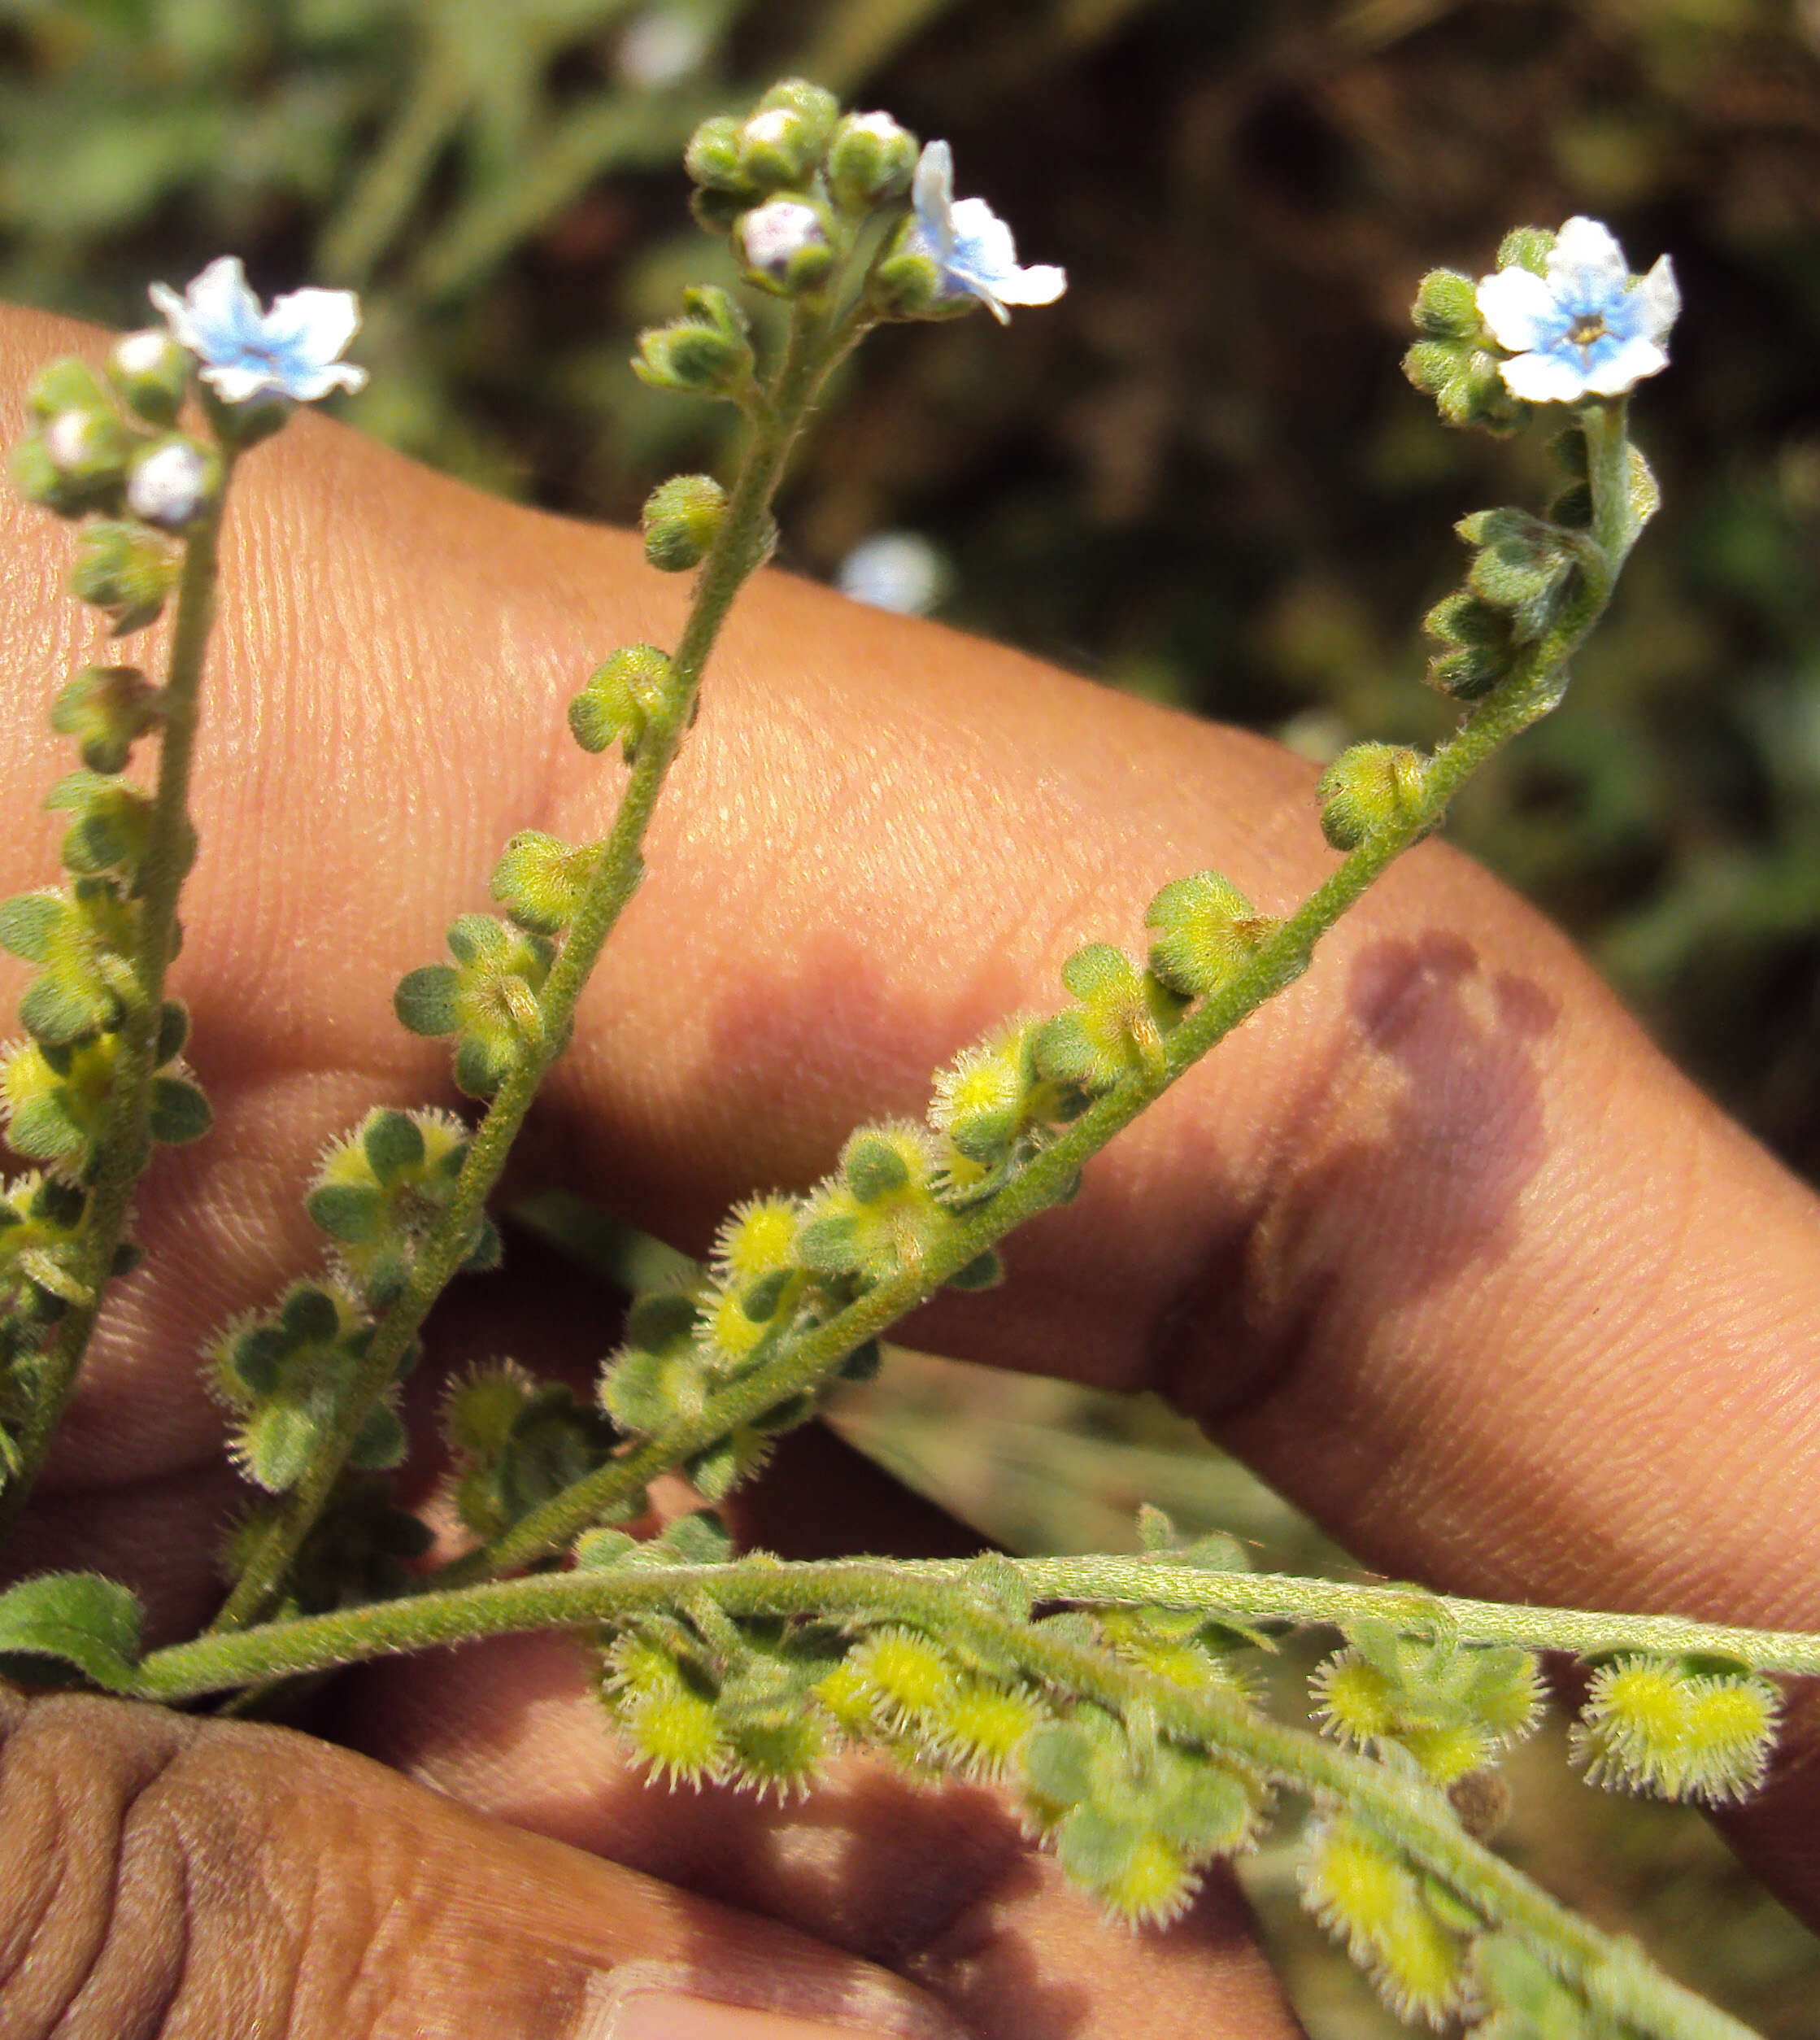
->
<box><xmin>0</xmin><ymin>1698</ymin><xmax>186</xmax><ymax>2037</ymax></box>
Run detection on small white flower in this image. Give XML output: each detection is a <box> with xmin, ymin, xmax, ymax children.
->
<box><xmin>128</xmin><ymin>440</ymin><xmax>215</xmax><ymax>530</ymax></box>
<box><xmin>148</xmin><ymin>256</ymin><xmax>368</xmax><ymax>405</ymax></box>
<box><xmin>836</xmin><ymin>531</ymin><xmax>951</xmax><ymax>615</ymax></box>
<box><xmin>903</xmin><ymin>141</ymin><xmax>1065</xmax><ymax>324</ymax></box>
<box><xmin>1476</xmin><ymin>217</ymin><xmax>1679</xmax><ymax>404</ymax></box>
<box><xmin>737</xmin><ymin>199</ymin><xmax>829</xmax><ymax>283</ymax></box>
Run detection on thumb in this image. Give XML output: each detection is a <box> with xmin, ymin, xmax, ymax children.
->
<box><xmin>0</xmin><ymin>1685</ymin><xmax>960</xmax><ymax>2040</ymax></box>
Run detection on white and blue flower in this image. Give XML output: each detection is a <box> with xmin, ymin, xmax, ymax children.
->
<box><xmin>1476</xmin><ymin>217</ymin><xmax>1679</xmax><ymax>405</ymax></box>
<box><xmin>903</xmin><ymin>141</ymin><xmax>1065</xmax><ymax>324</ymax></box>
<box><xmin>148</xmin><ymin>257</ymin><xmax>368</xmax><ymax>405</ymax></box>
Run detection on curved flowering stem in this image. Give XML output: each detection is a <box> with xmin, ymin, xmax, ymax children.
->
<box><xmin>137</xmin><ymin>1555</ymin><xmax>1775</xmax><ymax>2040</ymax></box>
<box><xmin>210</xmin><ymin>301</ymin><xmax>853</xmax><ymax>1633</ymax></box>
<box><xmin>0</xmin><ymin>463</ymin><xmax>236</xmax><ymax>1541</ymax></box>
<box><xmin>430</xmin><ymin>409</ymin><xmax>1637</xmax><ymax>1593</ymax></box>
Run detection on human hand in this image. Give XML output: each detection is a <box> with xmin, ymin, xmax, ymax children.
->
<box><xmin>0</xmin><ymin>302</ymin><xmax>1814</xmax><ymax>2038</ymax></box>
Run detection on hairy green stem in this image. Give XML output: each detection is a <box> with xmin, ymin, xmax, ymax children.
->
<box><xmin>438</xmin><ymin>415</ymin><xmax>1636</xmax><ymax>1587</ymax></box>
<box><xmin>146</xmin><ymin>1555</ymin><xmax>1820</xmax><ymax>1698</ymax></box>
<box><xmin>213</xmin><ymin>307</ymin><xmax>848</xmax><ymax>1632</ymax></box>
<box><xmin>137</xmin><ymin>1557</ymin><xmax>1766</xmax><ymax>2040</ymax></box>
<box><xmin>0</xmin><ymin>474</ymin><xmax>234</xmax><ymax>1541</ymax></box>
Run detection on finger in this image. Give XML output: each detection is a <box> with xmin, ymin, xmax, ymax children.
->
<box><xmin>0</xmin><ymin>1681</ymin><xmax>971</xmax><ymax>2040</ymax></box>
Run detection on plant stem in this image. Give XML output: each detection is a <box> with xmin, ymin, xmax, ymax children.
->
<box><xmin>142</xmin><ymin>1555</ymin><xmax>1820</xmax><ymax>1699</ymax></box>
<box><xmin>437</xmin><ymin>454</ymin><xmax>1628</xmax><ymax>1587</ymax></box>
<box><xmin>212</xmin><ymin>307</ymin><xmax>847</xmax><ymax>1632</ymax></box>
<box><xmin>0</xmin><ymin>472</ymin><xmax>235</xmax><ymax>1541</ymax></box>
<box><xmin>135</xmin><ymin>1557</ymin><xmax>1774</xmax><ymax>2040</ymax></box>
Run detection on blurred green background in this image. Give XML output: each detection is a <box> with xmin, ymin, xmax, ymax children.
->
<box><xmin>5</xmin><ymin>0</ymin><xmax>1819</xmax><ymax>2031</ymax></box>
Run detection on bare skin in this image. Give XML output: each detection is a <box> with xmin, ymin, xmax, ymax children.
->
<box><xmin>0</xmin><ymin>303</ymin><xmax>1814</xmax><ymax>2038</ymax></box>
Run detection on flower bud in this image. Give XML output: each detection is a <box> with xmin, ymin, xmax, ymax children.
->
<box><xmin>632</xmin><ymin>286</ymin><xmax>755</xmax><ymax>400</ymax></box>
<box><xmin>201</xmin><ymin>382</ymin><xmax>294</xmax><ymax>449</ymax></box>
<box><xmin>642</xmin><ymin>473</ymin><xmax>726</xmax><ymax>572</ymax></box>
<box><xmin>67</xmin><ymin>520</ymin><xmax>178</xmax><ymax>634</ymax></box>
<box><xmin>42</xmin><ymin>406</ymin><xmax>133</xmax><ymax>487</ymax></box>
<box><xmin>736</xmin><ymin>198</ymin><xmax>836</xmax><ymax>297</ymax></box>
<box><xmin>736</xmin><ymin>101</ymin><xmax>826</xmax><ymax>190</ymax></box>
<box><xmin>9</xmin><ymin>433</ymin><xmax>102</xmax><ymax>519</ymax></box>
<box><xmin>125</xmin><ymin>435</ymin><xmax>220</xmax><ymax>530</ymax></box>
<box><xmin>568</xmin><ymin>643</ymin><xmax>678</xmax><ymax>760</ymax></box>
<box><xmin>1145</xmin><ymin>871</ymin><xmax>1265</xmax><ymax>999</ymax></box>
<box><xmin>1409</xmin><ymin>267</ymin><xmax>1480</xmax><ymax>342</ymax></box>
<box><xmin>713</xmin><ymin>81</ymin><xmax>838</xmax><ymax>196</ymax></box>
<box><xmin>490</xmin><ymin>830</ymin><xmax>599</xmax><ymax>935</ymax></box>
<box><xmin>107</xmin><ymin>328</ymin><xmax>192</xmax><ymax>423</ymax></box>
<box><xmin>826</xmin><ymin>111</ymin><xmax>917</xmax><ymax>213</ymax></box>
<box><xmin>868</xmin><ymin>241</ymin><xmax>949</xmax><ymax>321</ymax></box>
<box><xmin>28</xmin><ymin>358</ymin><xmax>111</xmax><ymax>421</ymax></box>
<box><xmin>1316</xmin><ymin>743</ymin><xmax>1429</xmax><ymax>852</ymax></box>
<box><xmin>50</xmin><ymin>664</ymin><xmax>162</xmax><ymax>775</ymax></box>
<box><xmin>1495</xmin><ymin>224</ymin><xmax>1555</xmax><ymax>275</ymax></box>
<box><xmin>683</xmin><ymin>114</ymin><xmax>753</xmax><ymax>194</ymax></box>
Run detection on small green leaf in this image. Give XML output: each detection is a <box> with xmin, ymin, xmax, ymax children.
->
<box><xmin>394</xmin><ymin>965</ymin><xmax>459</xmax><ymax>1036</ymax></box>
<box><xmin>148</xmin><ymin>1075</ymin><xmax>211</xmax><ymax>1144</ymax></box>
<box><xmin>362</xmin><ymin>1108</ymin><xmax>426</xmax><ymax>1181</ymax></box>
<box><xmin>0</xmin><ymin>891</ymin><xmax>63</xmax><ymax>962</ymax></box>
<box><xmin>307</xmin><ymin>1182</ymin><xmax>381</xmax><ymax>1244</ymax></box>
<box><xmin>349</xmin><ymin>1399</ymin><xmax>408</xmax><ymax>1472</ymax></box>
<box><xmin>155</xmin><ymin>998</ymin><xmax>189</xmax><ymax>1066</ymax></box>
<box><xmin>0</xmin><ymin>1572</ymin><xmax>142</xmax><ymax>1693</ymax></box>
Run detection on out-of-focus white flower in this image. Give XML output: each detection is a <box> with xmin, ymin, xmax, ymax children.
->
<box><xmin>149</xmin><ymin>256</ymin><xmax>367</xmax><ymax>404</ymax></box>
<box><xmin>835</xmin><ymin>531</ymin><xmax>951</xmax><ymax>616</ymax></box>
<box><xmin>902</xmin><ymin>141</ymin><xmax>1065</xmax><ymax>325</ymax></box>
<box><xmin>1476</xmin><ymin>217</ymin><xmax>1679</xmax><ymax>404</ymax></box>
<box><xmin>616</xmin><ymin>6</ymin><xmax>712</xmax><ymax>89</ymax></box>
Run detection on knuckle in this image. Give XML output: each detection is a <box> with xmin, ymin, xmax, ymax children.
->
<box><xmin>0</xmin><ymin>1689</ymin><xmax>187</xmax><ymax>2038</ymax></box>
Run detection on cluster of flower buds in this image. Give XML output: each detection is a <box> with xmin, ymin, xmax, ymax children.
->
<box><xmin>306</xmin><ymin>1106</ymin><xmax>500</xmax><ymax>1309</ymax></box>
<box><xmin>681</xmin><ymin>81</ymin><xmax>912</xmax><ymax>298</ymax></box>
<box><xmin>207</xmin><ymin>1279</ymin><xmax>408</xmax><ymax>1497</ymax></box>
<box><xmin>441</xmin><ymin>1358</ymin><xmax>616</xmax><ymax>1543</ymax></box>
<box><xmin>394</xmin><ymin>913</ymin><xmax>555</xmax><ymax>1101</ymax></box>
<box><xmin>10</xmin><ymin>340</ymin><xmax>218</xmax><ymax>569</ymax></box>
<box><xmin>656</xmin><ymin>78</ymin><xmax>1064</xmax><ymax>338</ymax></box>
<box><xmin>1021</xmin><ymin>1700</ymin><xmax>1268</xmax><ymax>1924</ymax></box>
<box><xmin>1300</xmin><ymin>1816</ymin><xmax>1478</xmax><ymax>2023</ymax></box>
<box><xmin>1311</xmin><ymin>1619</ymin><xmax>1544</xmax><ymax>1787</ymax></box>
<box><xmin>223</xmin><ymin>1471</ymin><xmax>431</xmax><ymax>1617</ymax></box>
<box><xmin>1571</xmin><ymin>1652</ymin><xmax>1781</xmax><ymax>1805</ymax></box>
